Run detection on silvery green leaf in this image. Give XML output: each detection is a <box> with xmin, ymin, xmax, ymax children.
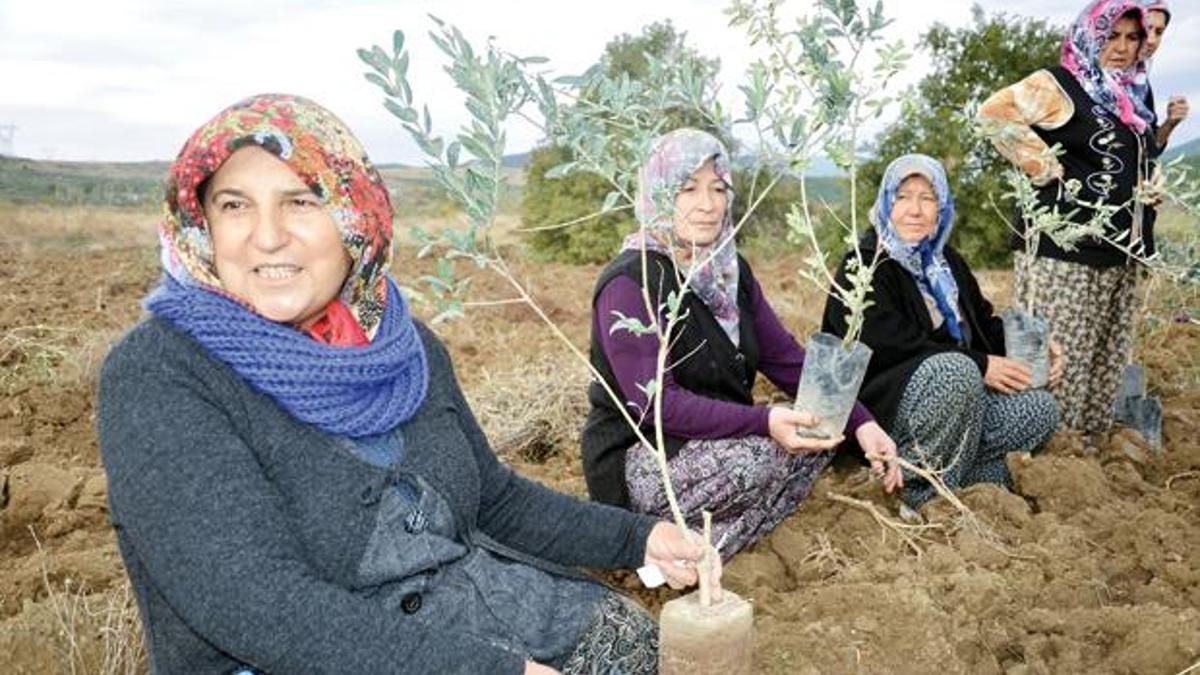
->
<box><xmin>429</xmin><ymin>31</ymin><xmax>454</xmax><ymax>60</ymax></box>
<box><xmin>392</xmin><ymin>30</ymin><xmax>405</xmax><ymax>57</ymax></box>
<box><xmin>601</xmin><ymin>190</ymin><xmax>622</xmax><ymax>212</ymax></box>
<box><xmin>459</xmin><ymin>134</ymin><xmax>494</xmax><ymax>164</ymax></box>
<box><xmin>544</xmin><ymin>161</ymin><xmax>576</xmax><ymax>180</ymax></box>
<box><xmin>357</xmin><ymin>47</ymin><xmax>386</xmax><ymax>74</ymax></box>
<box><xmin>608</xmin><ymin>311</ymin><xmax>655</xmax><ymax>336</ymax></box>
<box><xmin>665</xmin><ymin>291</ymin><xmax>683</xmax><ymax>317</ymax></box>
<box><xmin>363</xmin><ymin>72</ymin><xmax>395</xmax><ymax>96</ymax></box>
<box><xmin>371</xmin><ymin>46</ymin><xmax>389</xmax><ymax>70</ymax></box>
<box><xmin>635</xmin><ymin>379</ymin><xmax>659</xmax><ymax>402</ymax></box>
<box><xmin>384</xmin><ymin>99</ymin><xmax>417</xmax><ymax>124</ymax></box>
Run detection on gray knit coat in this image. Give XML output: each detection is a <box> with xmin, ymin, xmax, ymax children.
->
<box><xmin>98</xmin><ymin>318</ymin><xmax>657</xmax><ymax>674</ymax></box>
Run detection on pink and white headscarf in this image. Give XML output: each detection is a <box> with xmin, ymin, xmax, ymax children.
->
<box><xmin>1061</xmin><ymin>0</ymin><xmax>1153</xmax><ymax>133</ymax></box>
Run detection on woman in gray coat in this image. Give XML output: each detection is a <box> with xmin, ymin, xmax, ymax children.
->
<box><xmin>97</xmin><ymin>94</ymin><xmax>707</xmax><ymax>675</ymax></box>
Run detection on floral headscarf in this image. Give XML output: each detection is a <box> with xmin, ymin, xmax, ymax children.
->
<box><xmin>1061</xmin><ymin>0</ymin><xmax>1153</xmax><ymax>134</ymax></box>
<box><xmin>161</xmin><ymin>93</ymin><xmax>393</xmax><ymax>340</ymax></box>
<box><xmin>870</xmin><ymin>154</ymin><xmax>964</xmax><ymax>342</ymax></box>
<box><xmin>622</xmin><ymin>128</ymin><xmax>740</xmax><ymax>345</ymax></box>
<box><xmin>147</xmin><ymin>94</ymin><xmax>428</xmax><ymax>438</ymax></box>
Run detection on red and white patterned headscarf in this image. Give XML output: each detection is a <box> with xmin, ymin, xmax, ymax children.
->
<box><xmin>161</xmin><ymin>93</ymin><xmax>394</xmax><ymax>341</ymax></box>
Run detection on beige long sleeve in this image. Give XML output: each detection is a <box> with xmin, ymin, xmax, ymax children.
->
<box><xmin>977</xmin><ymin>69</ymin><xmax>1075</xmax><ymax>186</ymax></box>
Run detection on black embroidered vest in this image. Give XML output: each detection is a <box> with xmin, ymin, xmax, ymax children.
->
<box><xmin>1015</xmin><ymin>66</ymin><xmax>1158</xmax><ymax>267</ymax></box>
<box><xmin>580</xmin><ymin>249</ymin><xmax>761</xmax><ymax>507</ymax></box>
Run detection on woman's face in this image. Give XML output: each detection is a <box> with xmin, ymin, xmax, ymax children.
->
<box><xmin>1099</xmin><ymin>15</ymin><xmax>1143</xmax><ymax>70</ymax></box>
<box><xmin>671</xmin><ymin>158</ymin><xmax>728</xmax><ymax>247</ymax></box>
<box><xmin>1144</xmin><ymin>10</ymin><xmax>1167</xmax><ymax>59</ymax></box>
<box><xmin>890</xmin><ymin>174</ymin><xmax>939</xmax><ymax>244</ymax></box>
<box><xmin>204</xmin><ymin>146</ymin><xmax>351</xmax><ymax>327</ymax></box>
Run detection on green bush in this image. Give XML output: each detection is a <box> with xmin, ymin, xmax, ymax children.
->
<box><xmin>522</xmin><ymin>145</ymin><xmax>634</xmax><ymax>263</ymax></box>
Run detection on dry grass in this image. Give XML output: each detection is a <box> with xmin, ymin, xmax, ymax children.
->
<box><xmin>0</xmin><ymin>202</ymin><xmax>158</xmax><ymax>253</ymax></box>
<box><xmin>0</xmin><ymin>325</ymin><xmax>77</xmax><ymax>393</ymax></box>
<box><xmin>0</xmin><ymin>325</ymin><xmax>122</xmax><ymax>395</ymax></box>
<box><xmin>467</xmin><ymin>351</ymin><xmax>591</xmax><ymax>462</ymax></box>
<box><xmin>23</xmin><ymin>529</ymin><xmax>146</xmax><ymax>675</ymax></box>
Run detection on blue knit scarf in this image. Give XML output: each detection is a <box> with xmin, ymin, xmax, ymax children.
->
<box><xmin>146</xmin><ymin>275</ymin><xmax>429</xmax><ymax>438</ymax></box>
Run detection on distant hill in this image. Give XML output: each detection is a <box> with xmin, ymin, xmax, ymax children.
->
<box><xmin>0</xmin><ymin>155</ymin><xmax>166</xmax><ymax>206</ymax></box>
<box><xmin>1162</xmin><ymin>136</ymin><xmax>1200</xmax><ymax>165</ymax></box>
<box><xmin>0</xmin><ymin>155</ymin><xmax>525</xmax><ymax>215</ymax></box>
<box><xmin>377</xmin><ymin>152</ymin><xmax>531</xmax><ymax>171</ymax></box>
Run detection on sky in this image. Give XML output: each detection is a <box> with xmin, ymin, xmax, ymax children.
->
<box><xmin>1</xmin><ymin>0</ymin><xmax>1196</xmax><ymax>163</ymax></box>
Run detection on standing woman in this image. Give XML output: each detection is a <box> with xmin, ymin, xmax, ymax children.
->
<box><xmin>1140</xmin><ymin>0</ymin><xmax>1190</xmax><ymax>150</ymax></box>
<box><xmin>98</xmin><ymin>94</ymin><xmax>710</xmax><ymax>675</ymax></box>
<box><xmin>822</xmin><ymin>155</ymin><xmax>1061</xmax><ymax>510</ymax></box>
<box><xmin>581</xmin><ymin>128</ymin><xmax>902</xmax><ymax>560</ymax></box>
<box><xmin>978</xmin><ymin>0</ymin><xmax>1157</xmax><ymax>441</ymax></box>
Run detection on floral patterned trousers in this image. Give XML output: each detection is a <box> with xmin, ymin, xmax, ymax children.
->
<box><xmin>624</xmin><ymin>435</ymin><xmax>834</xmax><ymax>560</ymax></box>
<box><xmin>1014</xmin><ymin>253</ymin><xmax>1138</xmax><ymax>434</ymax></box>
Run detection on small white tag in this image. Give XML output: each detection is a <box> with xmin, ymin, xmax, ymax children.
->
<box><xmin>636</xmin><ymin>564</ymin><xmax>666</xmax><ymax>588</ymax></box>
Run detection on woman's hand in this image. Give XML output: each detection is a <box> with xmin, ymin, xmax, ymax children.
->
<box><xmin>525</xmin><ymin>661</ymin><xmax>561</xmax><ymax>675</ymax></box>
<box><xmin>768</xmin><ymin>407</ymin><xmax>843</xmax><ymax>453</ymax></box>
<box><xmin>855</xmin><ymin>421</ymin><xmax>903</xmax><ymax>493</ymax></box>
<box><xmin>1166</xmin><ymin>95</ymin><xmax>1189</xmax><ymax>127</ymax></box>
<box><xmin>1048</xmin><ymin>340</ymin><xmax>1065</xmax><ymax>387</ymax></box>
<box><xmin>985</xmin><ymin>356</ymin><xmax>1032</xmax><ymax>394</ymax></box>
<box><xmin>643</xmin><ymin>521</ymin><xmax>719</xmax><ymax>591</ymax></box>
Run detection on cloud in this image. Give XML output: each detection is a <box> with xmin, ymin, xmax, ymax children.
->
<box><xmin>0</xmin><ymin>0</ymin><xmax>1195</xmax><ymax>162</ymax></box>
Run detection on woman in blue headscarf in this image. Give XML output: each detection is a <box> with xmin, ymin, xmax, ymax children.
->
<box><xmin>821</xmin><ymin>154</ymin><xmax>1063</xmax><ymax>510</ymax></box>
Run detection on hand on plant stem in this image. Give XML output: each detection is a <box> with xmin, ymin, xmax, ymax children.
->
<box><xmin>855</xmin><ymin>421</ymin><xmax>903</xmax><ymax>493</ymax></box>
<box><xmin>1141</xmin><ymin>167</ymin><xmax>1165</xmax><ymax>208</ymax></box>
<box><xmin>1048</xmin><ymin>340</ymin><xmax>1064</xmax><ymax>387</ymax></box>
<box><xmin>524</xmin><ymin>661</ymin><xmax>561</xmax><ymax>675</ymax></box>
<box><xmin>768</xmin><ymin>407</ymin><xmax>842</xmax><ymax>453</ymax></box>
<box><xmin>984</xmin><ymin>355</ymin><xmax>1032</xmax><ymax>394</ymax></box>
<box><xmin>643</xmin><ymin>522</ymin><xmax>718</xmax><ymax>593</ymax></box>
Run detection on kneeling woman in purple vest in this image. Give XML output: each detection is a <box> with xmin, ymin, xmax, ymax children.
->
<box><xmin>581</xmin><ymin>128</ymin><xmax>902</xmax><ymax>560</ymax></box>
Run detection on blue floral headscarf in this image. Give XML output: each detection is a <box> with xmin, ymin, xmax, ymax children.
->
<box><xmin>870</xmin><ymin>154</ymin><xmax>964</xmax><ymax>342</ymax></box>
<box><xmin>622</xmin><ymin>128</ymin><xmax>740</xmax><ymax>345</ymax></box>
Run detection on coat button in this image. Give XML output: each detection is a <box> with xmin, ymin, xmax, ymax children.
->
<box><xmin>401</xmin><ymin>592</ymin><xmax>422</xmax><ymax>614</ymax></box>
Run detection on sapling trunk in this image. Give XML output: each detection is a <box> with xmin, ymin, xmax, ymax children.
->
<box><xmin>698</xmin><ymin>511</ymin><xmax>713</xmax><ymax>607</ymax></box>
<box><xmin>659</xmin><ymin>512</ymin><xmax>752</xmax><ymax>675</ymax></box>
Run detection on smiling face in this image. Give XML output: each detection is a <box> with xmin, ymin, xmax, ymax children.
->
<box><xmin>204</xmin><ymin>146</ymin><xmax>351</xmax><ymax>327</ymax></box>
<box><xmin>1099</xmin><ymin>14</ymin><xmax>1144</xmax><ymax>70</ymax></box>
<box><xmin>889</xmin><ymin>174</ymin><xmax>939</xmax><ymax>244</ymax></box>
<box><xmin>671</xmin><ymin>158</ymin><xmax>728</xmax><ymax>247</ymax></box>
<box><xmin>1144</xmin><ymin>9</ymin><xmax>1167</xmax><ymax>59</ymax></box>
